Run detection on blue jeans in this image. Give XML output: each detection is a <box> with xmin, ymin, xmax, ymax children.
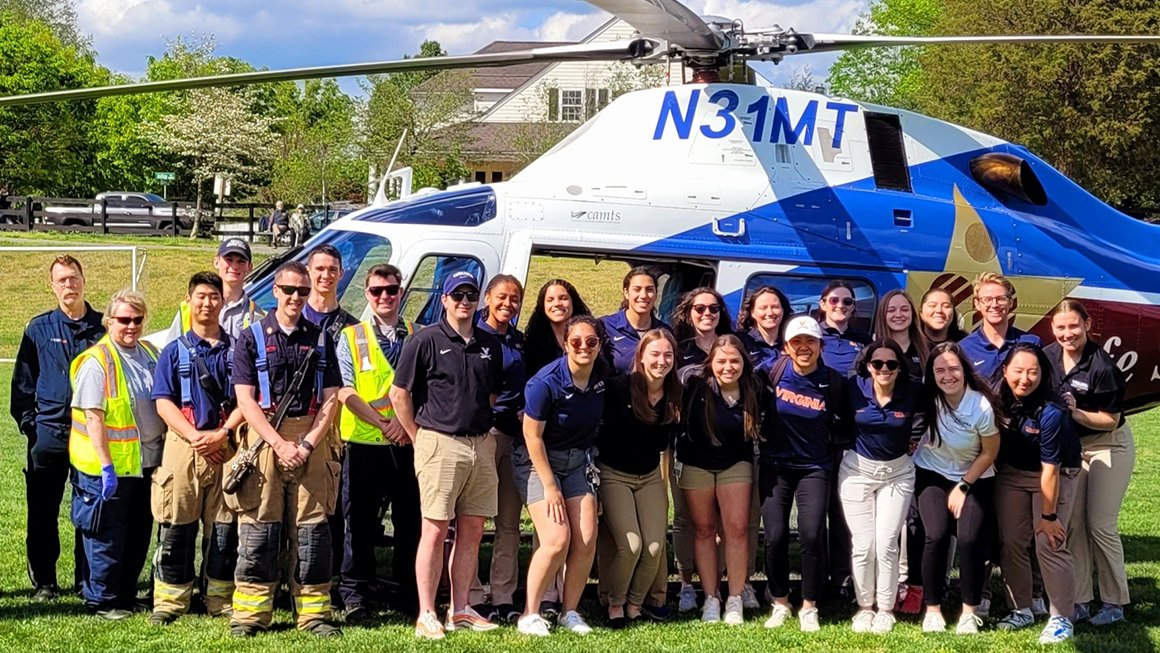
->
<box><xmin>71</xmin><ymin>468</ymin><xmax>154</xmax><ymax>609</ymax></box>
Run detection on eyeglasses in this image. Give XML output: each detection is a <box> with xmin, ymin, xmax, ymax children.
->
<box><xmin>826</xmin><ymin>296</ymin><xmax>855</xmax><ymax>307</ymax></box>
<box><xmin>449</xmin><ymin>291</ymin><xmax>480</xmax><ymax>303</ymax></box>
<box><xmin>52</xmin><ymin>276</ymin><xmax>83</xmax><ymax>287</ymax></box>
<box><xmin>276</xmin><ymin>284</ymin><xmax>311</xmax><ymax>297</ymax></box>
<box><xmin>368</xmin><ymin>284</ymin><xmax>401</xmax><ymax>297</ymax></box>
<box><xmin>692</xmin><ymin>304</ymin><xmax>721</xmax><ymax>315</ymax></box>
<box><xmin>568</xmin><ymin>336</ymin><xmax>600</xmax><ymax>350</ymax></box>
<box><xmin>112</xmin><ymin>315</ymin><xmax>144</xmax><ymax>326</ymax></box>
<box><xmin>869</xmin><ymin>359</ymin><xmax>900</xmax><ymax>372</ymax></box>
<box><xmin>976</xmin><ymin>295</ymin><xmax>1011</xmax><ymax>307</ymax></box>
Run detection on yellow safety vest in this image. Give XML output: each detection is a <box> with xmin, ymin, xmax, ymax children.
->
<box><xmin>338</xmin><ymin>321</ymin><xmax>404</xmax><ymax>444</ymax></box>
<box><xmin>178</xmin><ymin>297</ymin><xmax>259</xmax><ymax>333</ymax></box>
<box><xmin>69</xmin><ymin>336</ymin><xmax>159</xmax><ymax>477</ymax></box>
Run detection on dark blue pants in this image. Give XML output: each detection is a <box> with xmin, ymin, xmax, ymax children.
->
<box><xmin>71</xmin><ymin>469</ymin><xmax>154</xmax><ymax>610</ymax></box>
<box><xmin>26</xmin><ymin>441</ymin><xmax>85</xmax><ymax>589</ymax></box>
<box><xmin>338</xmin><ymin>443</ymin><xmax>420</xmax><ymax>613</ymax></box>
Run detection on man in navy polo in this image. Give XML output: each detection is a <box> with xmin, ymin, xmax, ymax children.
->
<box><xmin>390</xmin><ymin>270</ymin><xmax>504</xmax><ymax>640</ymax></box>
<box><xmin>958</xmin><ymin>272</ymin><xmax>1041</xmax><ymax>386</ymax></box>
<box><xmin>10</xmin><ymin>255</ymin><xmax>105</xmax><ymax>601</ymax></box>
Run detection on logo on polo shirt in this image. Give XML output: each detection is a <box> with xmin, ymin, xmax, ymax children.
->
<box><xmin>776</xmin><ymin>386</ymin><xmax>825</xmax><ymax>411</ymax></box>
<box><xmin>974</xmin><ymin>360</ymin><xmax>985</xmax><ymax>366</ymax></box>
<box><xmin>439</xmin><ymin>348</ymin><xmax>451</xmax><ymax>355</ymax></box>
<box><xmin>613</xmin><ymin>335</ymin><xmax>627</xmax><ymax>342</ymax></box>
<box><xmin>480</xmin><ymin>347</ymin><xmax>492</xmax><ymax>360</ymax></box>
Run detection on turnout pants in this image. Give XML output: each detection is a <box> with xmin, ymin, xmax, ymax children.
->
<box><xmin>72</xmin><ymin>468</ymin><xmax>154</xmax><ymax>610</ymax></box>
<box><xmin>26</xmin><ymin>440</ymin><xmax>85</xmax><ymax>590</ymax></box>
<box><xmin>226</xmin><ymin>417</ymin><xmax>341</xmax><ymax>630</ymax></box>
<box><xmin>339</xmin><ymin>440</ymin><xmax>421</xmax><ymax>613</ymax></box>
<box><xmin>151</xmin><ymin>430</ymin><xmax>238</xmax><ymax>616</ymax></box>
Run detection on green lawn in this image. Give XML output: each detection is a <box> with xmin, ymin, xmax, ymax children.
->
<box><xmin>0</xmin><ymin>234</ymin><xmax>1156</xmax><ymax>651</ymax></box>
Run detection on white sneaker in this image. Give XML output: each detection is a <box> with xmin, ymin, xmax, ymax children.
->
<box><xmin>764</xmin><ymin>603</ymin><xmax>792</xmax><ymax>629</ymax></box>
<box><xmin>956</xmin><ymin>612</ymin><xmax>982</xmax><ymax>635</ymax></box>
<box><xmin>871</xmin><ymin>611</ymin><xmax>896</xmax><ymax>634</ymax></box>
<box><xmin>723</xmin><ymin>596</ymin><xmax>744</xmax><ymax>626</ymax></box>
<box><xmin>851</xmin><ymin>609</ymin><xmax>875</xmax><ymax>633</ymax></box>
<box><xmin>1031</xmin><ymin>597</ymin><xmax>1049</xmax><ymax>618</ymax></box>
<box><xmin>799</xmin><ymin>607</ymin><xmax>820</xmax><ymax>632</ymax></box>
<box><xmin>977</xmin><ymin>597</ymin><xmax>991</xmax><ymax>617</ymax></box>
<box><xmin>516</xmin><ymin>613</ymin><xmax>551</xmax><ymax>637</ymax></box>
<box><xmin>741</xmin><ymin>583</ymin><xmax>761</xmax><ymax>610</ymax></box>
<box><xmin>558</xmin><ymin>610</ymin><xmax>592</xmax><ymax>635</ymax></box>
<box><xmin>922</xmin><ymin>612</ymin><xmax>947</xmax><ymax>633</ymax></box>
<box><xmin>1038</xmin><ymin>615</ymin><xmax>1074</xmax><ymax>644</ymax></box>
<box><xmin>701</xmin><ymin>596</ymin><xmax>721</xmax><ymax>623</ymax></box>
<box><xmin>678</xmin><ymin>584</ymin><xmax>698</xmax><ymax>612</ymax></box>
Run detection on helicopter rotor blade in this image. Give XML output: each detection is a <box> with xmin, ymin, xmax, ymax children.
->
<box><xmin>800</xmin><ymin>33</ymin><xmax>1160</xmax><ymax>54</ymax></box>
<box><xmin>0</xmin><ymin>40</ymin><xmax>654</xmax><ymax>107</ymax></box>
<box><xmin>586</xmin><ymin>0</ymin><xmax>723</xmax><ymax>51</ymax></box>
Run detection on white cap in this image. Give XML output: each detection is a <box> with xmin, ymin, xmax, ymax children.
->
<box><xmin>784</xmin><ymin>316</ymin><xmax>823</xmax><ymax>341</ymax></box>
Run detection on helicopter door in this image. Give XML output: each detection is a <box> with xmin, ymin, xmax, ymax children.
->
<box><xmin>397</xmin><ymin>240</ymin><xmax>500</xmax><ymax>327</ymax></box>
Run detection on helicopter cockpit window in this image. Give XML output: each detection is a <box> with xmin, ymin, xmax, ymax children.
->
<box><xmin>744</xmin><ymin>273</ymin><xmax>877</xmax><ymax>335</ymax></box>
<box><xmin>245</xmin><ymin>229</ymin><xmax>392</xmax><ymax>313</ymax></box>
<box><xmin>356</xmin><ymin>188</ymin><xmax>497</xmax><ymax>228</ymax></box>
<box><xmin>400</xmin><ymin>254</ymin><xmax>483</xmax><ymax>327</ymax></box>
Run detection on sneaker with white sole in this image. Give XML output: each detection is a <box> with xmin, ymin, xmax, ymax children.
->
<box><xmin>799</xmin><ymin>607</ymin><xmax>820</xmax><ymax>632</ymax></box>
<box><xmin>1031</xmin><ymin>596</ymin><xmax>1048</xmax><ymax>617</ymax></box>
<box><xmin>922</xmin><ymin>612</ymin><xmax>947</xmax><ymax>633</ymax></box>
<box><xmin>701</xmin><ymin>596</ymin><xmax>721</xmax><ymax>623</ymax></box>
<box><xmin>1090</xmin><ymin>604</ymin><xmax>1125</xmax><ymax>626</ymax></box>
<box><xmin>446</xmin><ymin>605</ymin><xmax>501</xmax><ymax>632</ymax></box>
<box><xmin>1038</xmin><ymin>616</ymin><xmax>1073</xmax><ymax>644</ymax></box>
<box><xmin>997</xmin><ymin>609</ymin><xmax>1035</xmax><ymax>631</ymax></box>
<box><xmin>956</xmin><ymin>612</ymin><xmax>982</xmax><ymax>634</ymax></box>
<box><xmin>517</xmin><ymin>613</ymin><xmax>551</xmax><ymax>637</ymax></box>
<box><xmin>723</xmin><ymin>596</ymin><xmax>744</xmax><ymax>626</ymax></box>
<box><xmin>764</xmin><ymin>604</ymin><xmax>792</xmax><ymax>629</ymax></box>
<box><xmin>558</xmin><ymin>610</ymin><xmax>592</xmax><ymax>635</ymax></box>
<box><xmin>871</xmin><ymin>611</ymin><xmax>896</xmax><ymax>634</ymax></box>
<box><xmin>678</xmin><ymin>584</ymin><xmax>698</xmax><ymax>612</ymax></box>
<box><xmin>741</xmin><ymin>584</ymin><xmax>761</xmax><ymax>610</ymax></box>
<box><xmin>851</xmin><ymin>609</ymin><xmax>874</xmax><ymax>633</ymax></box>
<box><xmin>415</xmin><ymin>611</ymin><xmax>446</xmax><ymax>640</ymax></box>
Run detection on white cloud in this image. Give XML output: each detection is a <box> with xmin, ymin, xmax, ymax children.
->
<box><xmin>77</xmin><ymin>0</ymin><xmax>243</xmax><ymax>41</ymax></box>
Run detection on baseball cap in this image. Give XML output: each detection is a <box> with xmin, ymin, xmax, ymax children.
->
<box><xmin>784</xmin><ymin>316</ymin><xmax>823</xmax><ymax>341</ymax></box>
<box><xmin>217</xmin><ymin>238</ymin><xmax>252</xmax><ymax>262</ymax></box>
<box><xmin>442</xmin><ymin>270</ymin><xmax>480</xmax><ymax>296</ymax></box>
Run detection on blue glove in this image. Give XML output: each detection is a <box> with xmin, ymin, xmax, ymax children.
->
<box><xmin>99</xmin><ymin>464</ymin><xmax>118</xmax><ymax>500</ymax></box>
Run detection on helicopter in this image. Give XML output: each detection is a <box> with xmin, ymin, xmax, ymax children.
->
<box><xmin>4</xmin><ymin>0</ymin><xmax>1160</xmax><ymax>411</ymax></box>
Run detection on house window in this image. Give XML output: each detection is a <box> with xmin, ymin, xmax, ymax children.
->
<box><xmin>561</xmin><ymin>90</ymin><xmax>583</xmax><ymax>122</ymax></box>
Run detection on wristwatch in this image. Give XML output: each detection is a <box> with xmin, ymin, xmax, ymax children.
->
<box><xmin>1041</xmin><ymin>513</ymin><xmax>1058</xmax><ymax>522</ymax></box>
<box><xmin>957</xmin><ymin>480</ymin><xmax>972</xmax><ymax>495</ymax></box>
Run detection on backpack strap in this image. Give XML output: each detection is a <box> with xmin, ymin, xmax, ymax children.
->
<box><xmin>768</xmin><ymin>355</ymin><xmax>791</xmax><ymax>389</ymax></box>
<box><xmin>176</xmin><ymin>335</ymin><xmax>194</xmax><ymax>406</ymax></box>
<box><xmin>251</xmin><ymin>322</ymin><xmax>272</xmax><ymax>410</ymax></box>
<box><xmin>314</xmin><ymin>329</ymin><xmax>328</xmax><ymax>404</ymax></box>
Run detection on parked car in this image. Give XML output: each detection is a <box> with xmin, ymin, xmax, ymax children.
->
<box><xmin>308</xmin><ymin>208</ymin><xmax>355</xmax><ymax>232</ymax></box>
<box><xmin>42</xmin><ymin>192</ymin><xmax>195</xmax><ymax>231</ymax></box>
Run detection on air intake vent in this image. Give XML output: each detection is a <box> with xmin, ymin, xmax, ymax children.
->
<box><xmin>865</xmin><ymin>112</ymin><xmax>912</xmax><ymax>192</ymax></box>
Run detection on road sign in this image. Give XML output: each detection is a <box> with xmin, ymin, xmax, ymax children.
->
<box><xmin>154</xmin><ymin>171</ymin><xmax>175</xmax><ymax>181</ymax></box>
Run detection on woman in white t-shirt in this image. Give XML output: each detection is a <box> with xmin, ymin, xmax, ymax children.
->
<box><xmin>912</xmin><ymin>342</ymin><xmax>1001</xmax><ymax>635</ymax></box>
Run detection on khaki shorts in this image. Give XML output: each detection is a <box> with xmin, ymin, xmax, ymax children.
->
<box><xmin>414</xmin><ymin>428</ymin><xmax>498</xmax><ymax>521</ymax></box>
<box><xmin>676</xmin><ymin>460</ymin><xmax>753</xmax><ymax>491</ymax></box>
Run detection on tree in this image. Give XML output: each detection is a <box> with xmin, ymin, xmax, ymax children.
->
<box><xmin>917</xmin><ymin>0</ymin><xmax>1160</xmax><ymax>208</ymax></box>
<box><xmin>826</xmin><ymin>0</ymin><xmax>941</xmax><ymax>110</ymax></box>
<box><xmin>0</xmin><ymin>12</ymin><xmax>106</xmax><ymax>195</ymax></box>
<box><xmin>144</xmin><ymin>86</ymin><xmax>277</xmax><ymax>236</ymax></box>
<box><xmin>0</xmin><ymin>0</ymin><xmax>87</xmax><ymax>50</ymax></box>
<box><xmin>269</xmin><ymin>78</ymin><xmax>364</xmax><ymax>204</ymax></box>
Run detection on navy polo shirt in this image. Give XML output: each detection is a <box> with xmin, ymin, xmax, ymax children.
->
<box><xmin>761</xmin><ymin>364</ymin><xmax>844</xmax><ymax>470</ymax></box>
<box><xmin>231</xmin><ymin>313</ymin><xmax>341</xmax><ymax>417</ymax></box>
<box><xmin>601</xmin><ymin>310</ymin><xmax>670</xmax><ymax>374</ymax></box>
<box><xmin>152</xmin><ymin>330</ymin><xmax>233</xmax><ymax>430</ymax></box>
<box><xmin>477</xmin><ymin>318</ymin><xmax>526</xmax><ymax>437</ymax></box>
<box><xmin>523</xmin><ymin>357</ymin><xmax>606</xmax><ymax>450</ymax></box>
<box><xmin>999</xmin><ymin>401</ymin><xmax>1081</xmax><ymax>472</ymax></box>
<box><xmin>393</xmin><ymin>319</ymin><xmax>503</xmax><ymax>436</ymax></box>
<box><xmin>304</xmin><ymin>303</ymin><xmax>360</xmax><ymax>346</ymax></box>
<box><xmin>848</xmin><ymin>375</ymin><xmax>923</xmax><ymax>461</ymax></box>
<box><xmin>959</xmin><ymin>325</ymin><xmax>1040</xmax><ymax>386</ymax></box>
<box><xmin>738</xmin><ymin>328</ymin><xmax>781</xmax><ymax>377</ymax></box>
<box><xmin>1044</xmin><ymin>340</ymin><xmax>1126</xmax><ymax>437</ymax></box>
<box><xmin>820</xmin><ymin>325</ymin><xmax>870</xmax><ymax>377</ymax></box>
<box><xmin>677</xmin><ymin>338</ymin><xmax>709</xmax><ymax>368</ymax></box>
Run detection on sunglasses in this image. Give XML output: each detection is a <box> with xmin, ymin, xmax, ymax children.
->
<box><xmin>276</xmin><ymin>284</ymin><xmax>311</xmax><ymax>297</ymax></box>
<box><xmin>112</xmin><ymin>315</ymin><xmax>144</xmax><ymax>326</ymax></box>
<box><xmin>568</xmin><ymin>336</ymin><xmax>600</xmax><ymax>350</ymax></box>
<box><xmin>869</xmin><ymin>359</ymin><xmax>901</xmax><ymax>371</ymax></box>
<box><xmin>692</xmin><ymin>303</ymin><xmax>721</xmax><ymax>315</ymax></box>
<box><xmin>449</xmin><ymin>291</ymin><xmax>480</xmax><ymax>303</ymax></box>
<box><xmin>826</xmin><ymin>296</ymin><xmax>855</xmax><ymax>307</ymax></box>
<box><xmin>368</xmin><ymin>284</ymin><xmax>401</xmax><ymax>297</ymax></box>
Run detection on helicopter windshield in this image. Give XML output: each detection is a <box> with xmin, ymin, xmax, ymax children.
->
<box><xmin>246</xmin><ymin>228</ymin><xmax>393</xmax><ymax>313</ymax></box>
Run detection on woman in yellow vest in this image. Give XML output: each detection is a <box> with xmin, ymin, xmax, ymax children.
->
<box><xmin>70</xmin><ymin>289</ymin><xmax>163</xmax><ymax>620</ymax></box>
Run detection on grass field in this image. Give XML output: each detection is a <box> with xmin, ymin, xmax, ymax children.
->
<box><xmin>0</xmin><ymin>234</ymin><xmax>1157</xmax><ymax>651</ymax></box>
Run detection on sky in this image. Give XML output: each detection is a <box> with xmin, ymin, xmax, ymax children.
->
<box><xmin>73</xmin><ymin>0</ymin><xmax>870</xmax><ymax>94</ymax></box>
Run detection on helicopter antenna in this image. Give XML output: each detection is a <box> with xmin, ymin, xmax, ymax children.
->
<box><xmin>374</xmin><ymin>128</ymin><xmax>411</xmax><ymax>205</ymax></box>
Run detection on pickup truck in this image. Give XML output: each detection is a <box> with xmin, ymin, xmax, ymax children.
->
<box><xmin>42</xmin><ymin>192</ymin><xmax>195</xmax><ymax>231</ymax></box>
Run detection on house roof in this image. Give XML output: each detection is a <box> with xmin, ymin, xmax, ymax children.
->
<box><xmin>415</xmin><ymin>40</ymin><xmax>576</xmax><ymax>93</ymax></box>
